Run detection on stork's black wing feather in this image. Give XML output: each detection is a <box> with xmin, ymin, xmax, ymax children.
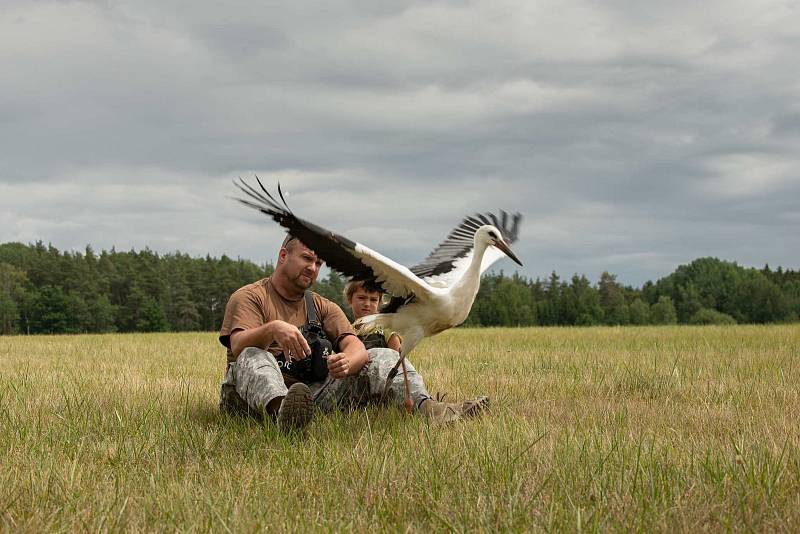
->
<box><xmin>409</xmin><ymin>211</ymin><xmax>522</xmax><ymax>279</ymax></box>
<box><xmin>233</xmin><ymin>178</ymin><xmax>384</xmax><ymax>288</ymax></box>
<box><xmin>382</xmin><ymin>294</ymin><xmax>413</xmax><ymax>313</ymax></box>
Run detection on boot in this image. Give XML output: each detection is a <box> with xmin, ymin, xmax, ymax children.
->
<box><xmin>276</xmin><ymin>383</ymin><xmax>314</xmax><ymax>433</ymax></box>
<box><xmin>418</xmin><ymin>393</ymin><xmax>490</xmax><ymax>423</ymax></box>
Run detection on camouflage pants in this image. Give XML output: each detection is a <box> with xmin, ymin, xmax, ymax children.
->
<box><xmin>220</xmin><ymin>347</ymin><xmax>430</xmax><ymax>416</ymax></box>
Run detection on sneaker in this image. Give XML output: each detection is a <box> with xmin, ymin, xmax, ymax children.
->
<box><xmin>276</xmin><ymin>383</ymin><xmax>314</xmax><ymax>433</ymax></box>
<box><xmin>419</xmin><ymin>393</ymin><xmax>490</xmax><ymax>423</ymax></box>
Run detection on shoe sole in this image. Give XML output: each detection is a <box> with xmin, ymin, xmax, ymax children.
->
<box><xmin>277</xmin><ymin>383</ymin><xmax>314</xmax><ymax>433</ymax></box>
<box><xmin>462</xmin><ymin>396</ymin><xmax>490</xmax><ymax>418</ymax></box>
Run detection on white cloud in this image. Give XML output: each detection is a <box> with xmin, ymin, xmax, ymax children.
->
<box><xmin>700</xmin><ymin>153</ymin><xmax>799</xmax><ymax>197</ymax></box>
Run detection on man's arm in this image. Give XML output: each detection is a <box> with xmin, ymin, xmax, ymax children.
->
<box><xmin>327</xmin><ymin>334</ymin><xmax>368</xmax><ymax>379</ymax></box>
<box><xmin>230</xmin><ymin>320</ymin><xmax>311</xmax><ymax>360</ymax></box>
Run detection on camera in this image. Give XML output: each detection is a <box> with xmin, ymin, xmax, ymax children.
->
<box><xmin>282</xmin><ymin>323</ymin><xmax>333</xmax><ymax>382</ymax></box>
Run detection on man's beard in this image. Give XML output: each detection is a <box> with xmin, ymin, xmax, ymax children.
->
<box><xmin>291</xmin><ymin>273</ymin><xmax>314</xmax><ymax>289</ymax></box>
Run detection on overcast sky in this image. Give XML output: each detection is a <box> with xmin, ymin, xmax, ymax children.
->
<box><xmin>2</xmin><ymin>0</ymin><xmax>799</xmax><ymax>286</ymax></box>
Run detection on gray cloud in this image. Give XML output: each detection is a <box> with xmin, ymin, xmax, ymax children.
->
<box><xmin>1</xmin><ymin>0</ymin><xmax>799</xmax><ymax>286</ymax></box>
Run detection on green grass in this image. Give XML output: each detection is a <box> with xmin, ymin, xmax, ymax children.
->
<box><xmin>1</xmin><ymin>326</ymin><xmax>799</xmax><ymax>532</ymax></box>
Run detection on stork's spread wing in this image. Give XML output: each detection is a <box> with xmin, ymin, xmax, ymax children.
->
<box><xmin>381</xmin><ymin>211</ymin><xmax>521</xmax><ymax>313</ymax></box>
<box><xmin>234</xmin><ymin>178</ymin><xmax>441</xmax><ymax>300</ymax></box>
<box><xmin>411</xmin><ymin>211</ymin><xmax>521</xmax><ymax>285</ymax></box>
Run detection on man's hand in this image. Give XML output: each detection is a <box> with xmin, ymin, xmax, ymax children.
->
<box><xmin>327</xmin><ymin>334</ymin><xmax>368</xmax><ymax>379</ymax></box>
<box><xmin>327</xmin><ymin>352</ymin><xmax>356</xmax><ymax>379</ymax></box>
<box><xmin>269</xmin><ymin>320</ymin><xmax>311</xmax><ymax>361</ymax></box>
<box><xmin>231</xmin><ymin>320</ymin><xmax>312</xmax><ymax>360</ymax></box>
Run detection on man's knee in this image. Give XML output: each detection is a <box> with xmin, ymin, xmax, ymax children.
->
<box><xmin>236</xmin><ymin>347</ymin><xmax>280</xmax><ymax>370</ymax></box>
<box><xmin>238</xmin><ymin>346</ymin><xmax>268</xmax><ymax>361</ymax></box>
<box><xmin>367</xmin><ymin>347</ymin><xmax>400</xmax><ymax>364</ymax></box>
<box><xmin>233</xmin><ymin>348</ymin><xmax>283</xmax><ymax>384</ymax></box>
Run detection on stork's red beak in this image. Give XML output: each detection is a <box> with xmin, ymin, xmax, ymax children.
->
<box><xmin>495</xmin><ymin>240</ymin><xmax>523</xmax><ymax>266</ymax></box>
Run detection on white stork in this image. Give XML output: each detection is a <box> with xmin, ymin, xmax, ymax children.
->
<box><xmin>233</xmin><ymin>178</ymin><xmax>523</xmax><ymax>357</ymax></box>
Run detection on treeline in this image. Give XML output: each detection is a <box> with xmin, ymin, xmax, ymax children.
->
<box><xmin>0</xmin><ymin>242</ymin><xmax>272</xmax><ymax>334</ymax></box>
<box><xmin>1</xmin><ymin>242</ymin><xmax>799</xmax><ymax>334</ymax></box>
<box><xmin>465</xmin><ymin>258</ymin><xmax>800</xmax><ymax>326</ymax></box>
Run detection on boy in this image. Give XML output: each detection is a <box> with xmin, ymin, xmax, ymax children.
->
<box><xmin>344</xmin><ymin>281</ymin><xmax>401</xmax><ymax>352</ymax></box>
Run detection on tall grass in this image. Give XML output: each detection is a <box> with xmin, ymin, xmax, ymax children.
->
<box><xmin>1</xmin><ymin>326</ymin><xmax>799</xmax><ymax>532</ymax></box>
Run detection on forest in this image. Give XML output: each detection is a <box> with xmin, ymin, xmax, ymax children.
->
<box><xmin>1</xmin><ymin>241</ymin><xmax>798</xmax><ymax>335</ymax></box>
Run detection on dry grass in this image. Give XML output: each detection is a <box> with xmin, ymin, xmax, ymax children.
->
<box><xmin>1</xmin><ymin>326</ymin><xmax>799</xmax><ymax>532</ymax></box>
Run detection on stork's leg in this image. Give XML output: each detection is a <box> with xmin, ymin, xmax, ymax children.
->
<box><xmin>400</xmin><ymin>357</ymin><xmax>413</xmax><ymax>414</ymax></box>
<box><xmin>380</xmin><ymin>350</ymin><xmax>406</xmax><ymax>405</ymax></box>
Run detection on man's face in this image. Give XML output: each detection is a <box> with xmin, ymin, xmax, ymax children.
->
<box><xmin>349</xmin><ymin>287</ymin><xmax>381</xmax><ymax>319</ymax></box>
<box><xmin>280</xmin><ymin>241</ymin><xmax>323</xmax><ymax>290</ymax></box>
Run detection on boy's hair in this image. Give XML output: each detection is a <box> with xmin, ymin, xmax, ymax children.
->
<box><xmin>344</xmin><ymin>280</ymin><xmax>384</xmax><ymax>301</ymax></box>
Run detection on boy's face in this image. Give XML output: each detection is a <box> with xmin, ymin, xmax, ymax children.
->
<box><xmin>349</xmin><ymin>287</ymin><xmax>381</xmax><ymax>319</ymax></box>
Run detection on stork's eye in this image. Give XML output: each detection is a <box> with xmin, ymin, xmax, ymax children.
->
<box><xmin>488</xmin><ymin>231</ymin><xmax>499</xmax><ymax>239</ymax></box>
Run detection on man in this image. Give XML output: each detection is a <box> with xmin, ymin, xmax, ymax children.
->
<box><xmin>219</xmin><ymin>234</ymin><xmax>489</xmax><ymax>433</ymax></box>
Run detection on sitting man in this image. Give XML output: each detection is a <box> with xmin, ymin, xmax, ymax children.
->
<box><xmin>219</xmin><ymin>233</ymin><xmax>489</xmax><ymax>432</ymax></box>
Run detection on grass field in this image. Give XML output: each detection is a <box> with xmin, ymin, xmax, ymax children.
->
<box><xmin>1</xmin><ymin>326</ymin><xmax>799</xmax><ymax>532</ymax></box>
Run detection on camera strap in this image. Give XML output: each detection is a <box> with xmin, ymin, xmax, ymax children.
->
<box><xmin>304</xmin><ymin>290</ymin><xmax>321</xmax><ymax>328</ymax></box>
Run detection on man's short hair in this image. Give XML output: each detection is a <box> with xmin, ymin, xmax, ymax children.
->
<box><xmin>281</xmin><ymin>233</ymin><xmax>299</xmax><ymax>251</ymax></box>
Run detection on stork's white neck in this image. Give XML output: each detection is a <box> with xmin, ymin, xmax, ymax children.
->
<box><xmin>453</xmin><ymin>237</ymin><xmax>490</xmax><ymax>293</ymax></box>
<box><xmin>441</xmin><ymin>237</ymin><xmax>490</xmax><ymax>327</ymax></box>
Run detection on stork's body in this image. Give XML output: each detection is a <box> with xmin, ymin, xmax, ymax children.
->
<box><xmin>354</xmin><ymin>229</ymin><xmax>495</xmax><ymax>354</ymax></box>
<box><xmin>233</xmin><ymin>179</ymin><xmax>523</xmax><ymax>358</ymax></box>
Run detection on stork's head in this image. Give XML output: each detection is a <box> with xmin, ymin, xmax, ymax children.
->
<box><xmin>476</xmin><ymin>225</ymin><xmax>523</xmax><ymax>266</ymax></box>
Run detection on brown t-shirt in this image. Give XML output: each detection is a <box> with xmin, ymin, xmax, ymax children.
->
<box><xmin>219</xmin><ymin>277</ymin><xmax>356</xmax><ymax>362</ymax></box>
